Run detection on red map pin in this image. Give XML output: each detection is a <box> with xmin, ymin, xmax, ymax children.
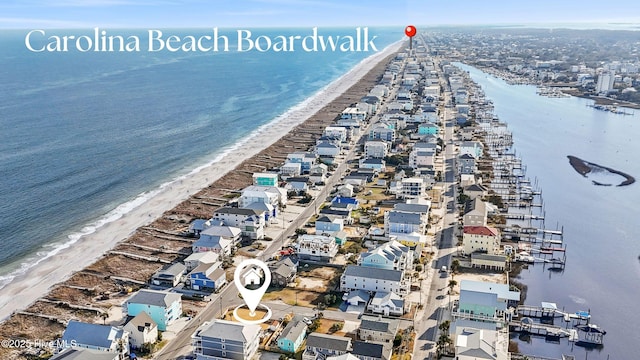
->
<box><xmin>405</xmin><ymin>25</ymin><xmax>417</xmax><ymax>38</ymax></box>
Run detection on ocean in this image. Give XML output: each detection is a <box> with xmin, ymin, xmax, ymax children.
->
<box><xmin>0</xmin><ymin>28</ymin><xmax>401</xmax><ymax>289</ymax></box>
<box><xmin>458</xmin><ymin>63</ymin><xmax>640</xmax><ymax>360</ymax></box>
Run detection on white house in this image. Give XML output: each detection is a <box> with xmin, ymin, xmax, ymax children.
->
<box><xmin>238</xmin><ymin>185</ymin><xmax>287</xmax><ymax>216</ymax></box>
<box><xmin>281</xmin><ymin>162</ymin><xmax>302</xmax><ymax>177</ymax></box>
<box><xmin>460</xmin><ymin>141</ymin><xmax>484</xmax><ymax>159</ymax></box>
<box><xmin>297</xmin><ymin>234</ymin><xmax>339</xmax><ymax>262</ymax></box>
<box><xmin>399</xmin><ymin>177</ymin><xmax>426</xmax><ymax>199</ymax></box>
<box><xmin>340</xmin><ymin>265</ymin><xmax>408</xmax><ymax>296</ymax></box>
<box><xmin>454</xmin><ymin>327</ymin><xmax>509</xmax><ymax>360</ymax></box>
<box><xmin>323</xmin><ymin>126</ymin><xmax>348</xmax><ymax>142</ymax></box>
<box><xmin>124</xmin><ymin>311</ymin><xmax>158</xmax><ymax>350</ymax></box>
<box><xmin>341</xmin><ymin>107</ymin><xmax>367</xmax><ymax>122</ymax></box>
<box><xmin>358</xmin><ymin>240</ymin><xmax>414</xmax><ymax>271</ymax></box>
<box><xmin>309</xmin><ymin>163</ymin><xmax>328</xmax><ymax>184</ymax></box>
<box><xmin>463</xmin><ymin>198</ymin><xmax>488</xmax><ymax>226</ymax></box>
<box><xmin>192</xmin><ymin>233</ymin><xmax>234</xmax><ymax>255</ymax></box>
<box><xmin>364</xmin><ymin>140</ymin><xmax>389</xmax><ymax>159</ymax></box>
<box><xmin>184</xmin><ymin>252</ymin><xmax>219</xmax><ymax>272</ymax></box>
<box><xmin>286</xmin><ymin>152</ymin><xmax>317</xmax><ymax>174</ymax></box>
<box><xmin>409</xmin><ymin>149</ymin><xmax>435</xmax><ymax>168</ymax></box>
<box><xmin>212</xmin><ymin>207</ymin><xmax>266</xmax><ymax>240</ymax></box>
<box><xmin>367</xmin><ymin>291</ymin><xmax>406</xmax><ymax>316</ymax></box>
<box><xmin>316</xmin><ymin>140</ymin><xmax>341</xmax><ymax>158</ymax></box>
<box><xmin>384</xmin><ymin>209</ymin><xmax>427</xmax><ymax>248</ymax></box>
<box><xmin>462</xmin><ymin>226</ymin><xmax>500</xmax><ymax>255</ymax></box>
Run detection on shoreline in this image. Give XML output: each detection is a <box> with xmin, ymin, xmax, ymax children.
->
<box><xmin>0</xmin><ymin>40</ymin><xmax>403</xmax><ymax>323</ymax></box>
<box><xmin>567</xmin><ymin>155</ymin><xmax>635</xmax><ymax>186</ymax></box>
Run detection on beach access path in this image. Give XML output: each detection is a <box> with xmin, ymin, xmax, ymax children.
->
<box><xmin>0</xmin><ymin>41</ymin><xmax>403</xmax><ymax>324</ymax></box>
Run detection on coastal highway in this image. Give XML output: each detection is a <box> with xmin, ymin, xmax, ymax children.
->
<box><xmin>412</xmin><ymin>56</ymin><xmax>460</xmax><ymax>360</ymax></box>
<box><xmin>155</xmin><ymin>64</ymin><xmax>401</xmax><ymax>360</ymax></box>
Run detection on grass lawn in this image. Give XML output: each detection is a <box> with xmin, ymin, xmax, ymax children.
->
<box><xmin>263</xmin><ymin>288</ymin><xmax>323</xmax><ymax>307</ymax></box>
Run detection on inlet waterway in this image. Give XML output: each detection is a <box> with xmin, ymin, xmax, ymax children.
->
<box><xmin>458</xmin><ymin>63</ymin><xmax>640</xmax><ymax>359</ymax></box>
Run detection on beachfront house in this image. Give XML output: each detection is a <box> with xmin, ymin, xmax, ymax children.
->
<box><xmin>192</xmin><ymin>319</ymin><xmax>261</xmax><ymax>360</ymax></box>
<box><xmin>358</xmin><ymin>315</ymin><xmax>399</xmax><ymax>344</ymax></box>
<box><xmin>316</xmin><ymin>140</ymin><xmax>341</xmax><ymax>158</ymax></box>
<box><xmin>323</xmin><ymin>126</ymin><xmax>348</xmax><ymax>142</ymax></box>
<box><xmin>462</xmin><ymin>226</ymin><xmax>500</xmax><ymax>255</ymax></box>
<box><xmin>277</xmin><ymin>318</ymin><xmax>308</xmax><ymax>353</ymax></box>
<box><xmin>297</xmin><ymin>234</ymin><xmax>339</xmax><ymax>262</ymax></box>
<box><xmin>341</xmin><ymin>106</ymin><xmax>367</xmax><ymax>122</ymax></box>
<box><xmin>212</xmin><ymin>207</ymin><xmax>266</xmax><ymax>240</ymax></box>
<box><xmin>460</xmin><ymin>141</ymin><xmax>484</xmax><ymax>159</ymax></box>
<box><xmin>123</xmin><ymin>311</ymin><xmax>158</xmax><ymax>350</ymax></box>
<box><xmin>151</xmin><ymin>262</ymin><xmax>186</xmax><ymax>287</ymax></box>
<box><xmin>50</xmin><ymin>348</ymin><xmax>119</xmax><ymax>360</ymax></box>
<box><xmin>280</xmin><ymin>162</ymin><xmax>302</xmax><ymax>177</ymax></box>
<box><xmin>367</xmin><ymin>291</ymin><xmax>406</xmax><ymax>316</ymax></box>
<box><xmin>192</xmin><ymin>234</ymin><xmax>233</xmax><ymax>255</ymax></box>
<box><xmin>340</xmin><ymin>265</ymin><xmax>408</xmax><ymax>296</ymax></box>
<box><xmin>238</xmin><ymin>185</ymin><xmax>287</xmax><ymax>217</ymax></box>
<box><xmin>61</xmin><ymin>320</ymin><xmax>129</xmax><ymax>356</ymax></box>
<box><xmin>358</xmin><ymin>240</ymin><xmax>414</xmax><ymax>271</ymax></box>
<box><xmin>286</xmin><ymin>152</ymin><xmax>317</xmax><ymax>174</ymax></box>
<box><xmin>124</xmin><ymin>289</ymin><xmax>182</xmax><ymax>331</ymax></box>
<box><xmin>252</xmin><ymin>172</ymin><xmax>279</xmax><ymax>187</ymax></box>
<box><xmin>184</xmin><ymin>251</ymin><xmax>220</xmax><ymax>272</ymax></box>
<box><xmin>303</xmin><ymin>333</ymin><xmax>352</xmax><ymax>360</ymax></box>
<box><xmin>187</xmin><ymin>263</ymin><xmax>227</xmax><ymax>292</ymax></box>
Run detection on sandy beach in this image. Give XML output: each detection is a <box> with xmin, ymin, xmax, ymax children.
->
<box><xmin>0</xmin><ymin>40</ymin><xmax>402</xmax><ymax>322</ymax></box>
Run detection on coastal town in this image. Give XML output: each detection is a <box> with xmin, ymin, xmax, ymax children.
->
<box><xmin>1</xmin><ymin>33</ymin><xmax>613</xmax><ymax>360</ymax></box>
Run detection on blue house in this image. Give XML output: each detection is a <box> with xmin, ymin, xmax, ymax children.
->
<box><xmin>277</xmin><ymin>319</ymin><xmax>308</xmax><ymax>353</ymax></box>
<box><xmin>124</xmin><ymin>289</ymin><xmax>182</xmax><ymax>331</ymax></box>
<box><xmin>286</xmin><ymin>152</ymin><xmax>317</xmax><ymax>173</ymax></box>
<box><xmin>188</xmin><ymin>264</ymin><xmax>227</xmax><ymax>292</ymax></box>
<box><xmin>331</xmin><ymin>196</ymin><xmax>359</xmax><ymax>208</ymax></box>
<box><xmin>315</xmin><ymin>215</ymin><xmax>344</xmax><ymax>233</ymax></box>
<box><xmin>418</xmin><ymin>123</ymin><xmax>439</xmax><ymax>135</ymax></box>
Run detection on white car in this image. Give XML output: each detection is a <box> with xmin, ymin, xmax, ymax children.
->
<box><xmin>303</xmin><ymin>317</ymin><xmax>312</xmax><ymax>325</ymax></box>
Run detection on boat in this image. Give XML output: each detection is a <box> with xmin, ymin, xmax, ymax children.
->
<box><xmin>575</xmin><ymin>323</ymin><xmax>606</xmax><ymax>346</ymax></box>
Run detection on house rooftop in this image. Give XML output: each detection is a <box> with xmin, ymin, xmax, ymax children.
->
<box><xmin>387</xmin><ymin>211</ymin><xmax>422</xmax><ymax>225</ymax></box>
<box><xmin>279</xmin><ymin>319</ymin><xmax>307</xmax><ymax>343</ymax></box>
<box><xmin>49</xmin><ymin>348</ymin><xmax>118</xmax><ymax>360</ymax></box>
<box><xmin>305</xmin><ymin>332</ymin><xmax>352</xmax><ymax>351</ymax></box>
<box><xmin>352</xmin><ymin>341</ymin><xmax>388</xmax><ymax>360</ymax></box>
<box><xmin>370</xmin><ymin>291</ymin><xmax>404</xmax><ymax>308</ymax></box>
<box><xmin>200</xmin><ymin>225</ymin><xmax>242</xmax><ymax>238</ymax></box>
<box><xmin>197</xmin><ymin>319</ymin><xmax>261</xmax><ymax>343</ymax></box>
<box><xmin>125</xmin><ymin>311</ymin><xmax>156</xmax><ymax>331</ymax></box>
<box><xmin>214</xmin><ymin>207</ymin><xmax>262</xmax><ymax>216</ymax></box>
<box><xmin>359</xmin><ymin>315</ymin><xmax>399</xmax><ymax>334</ymax></box>
<box><xmin>154</xmin><ymin>262</ymin><xmax>186</xmax><ymax>278</ymax></box>
<box><xmin>343</xmin><ymin>265</ymin><xmax>403</xmax><ymax>282</ymax></box>
<box><xmin>460</xmin><ymin>280</ymin><xmax>520</xmax><ymax>302</ymax></box>
<box><xmin>463</xmin><ymin>226</ymin><xmax>498</xmax><ymax>237</ymax></box>
<box><xmin>61</xmin><ymin>320</ymin><xmax>125</xmax><ymax>350</ymax></box>
<box><xmin>127</xmin><ymin>289</ymin><xmax>181</xmax><ymax>308</ymax></box>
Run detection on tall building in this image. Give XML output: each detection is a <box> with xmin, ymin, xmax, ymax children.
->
<box><xmin>596</xmin><ymin>71</ymin><xmax>615</xmax><ymax>94</ymax></box>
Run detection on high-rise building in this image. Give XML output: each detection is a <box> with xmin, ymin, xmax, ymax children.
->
<box><xmin>596</xmin><ymin>71</ymin><xmax>615</xmax><ymax>94</ymax></box>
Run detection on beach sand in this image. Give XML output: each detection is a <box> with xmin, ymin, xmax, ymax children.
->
<box><xmin>0</xmin><ymin>40</ymin><xmax>403</xmax><ymax>322</ymax></box>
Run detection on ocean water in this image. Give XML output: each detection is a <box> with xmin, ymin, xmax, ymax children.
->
<box><xmin>458</xmin><ymin>63</ymin><xmax>640</xmax><ymax>360</ymax></box>
<box><xmin>0</xmin><ymin>28</ymin><xmax>401</xmax><ymax>288</ymax></box>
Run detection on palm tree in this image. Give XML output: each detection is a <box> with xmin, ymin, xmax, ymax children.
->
<box><xmin>447</xmin><ymin>279</ymin><xmax>457</xmax><ymax>294</ymax></box>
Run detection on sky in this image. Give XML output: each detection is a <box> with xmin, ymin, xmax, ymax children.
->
<box><xmin>1</xmin><ymin>0</ymin><xmax>640</xmax><ymax>29</ymax></box>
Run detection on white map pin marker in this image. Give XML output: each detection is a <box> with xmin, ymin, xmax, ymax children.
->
<box><xmin>234</xmin><ymin>259</ymin><xmax>271</xmax><ymax>317</ymax></box>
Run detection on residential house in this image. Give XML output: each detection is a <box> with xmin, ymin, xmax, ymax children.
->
<box><xmin>358</xmin><ymin>240</ymin><xmax>414</xmax><ymax>271</ymax></box>
<box><xmin>460</xmin><ymin>141</ymin><xmax>484</xmax><ymax>159</ymax></box>
<box><xmin>124</xmin><ymin>289</ymin><xmax>182</xmax><ymax>331</ymax></box>
<box><xmin>409</xmin><ymin>149</ymin><xmax>435</xmax><ymax>169</ymax></box>
<box><xmin>344</xmin><ymin>289</ymin><xmax>371</xmax><ymax>307</ymax></box>
<box><xmin>192</xmin><ymin>319</ymin><xmax>261</xmax><ymax>360</ymax></box>
<box><xmin>336</xmin><ymin>184</ymin><xmax>354</xmax><ymax>198</ymax></box>
<box><xmin>151</xmin><ymin>262</ymin><xmax>186</xmax><ymax>287</ymax></box>
<box><xmin>341</xmin><ymin>107</ymin><xmax>367</xmax><ymax>122</ymax></box>
<box><xmin>316</xmin><ymin>140</ymin><xmax>341</xmax><ymax>158</ymax></box>
<box><xmin>458</xmin><ymin>153</ymin><xmax>477</xmax><ymax>175</ymax></box>
<box><xmin>188</xmin><ymin>264</ymin><xmax>227</xmax><ymax>292</ymax></box>
<box><xmin>281</xmin><ymin>162</ymin><xmax>302</xmax><ymax>177</ymax></box>
<box><xmin>460</xmin><ymin>173</ymin><xmax>476</xmax><ymax>188</ymax></box>
<box><xmin>464</xmin><ymin>183</ymin><xmax>489</xmax><ymax>200</ymax></box>
<box><xmin>315</xmin><ymin>215</ymin><xmax>344</xmax><ymax>233</ymax></box>
<box><xmin>286</xmin><ymin>152</ymin><xmax>317</xmax><ymax>174</ymax></box>
<box><xmin>367</xmin><ymin>291</ymin><xmax>405</xmax><ymax>316</ymax></box>
<box><xmin>456</xmin><ymin>114</ymin><xmax>469</xmax><ymax>126</ymax></box>
<box><xmin>352</xmin><ymin>341</ymin><xmax>392</xmax><ymax>360</ymax></box>
<box><xmin>364</xmin><ymin>140</ymin><xmax>388</xmax><ymax>159</ymax></box>
<box><xmin>471</xmin><ymin>253</ymin><xmax>507</xmax><ymax>271</ymax></box>
<box><xmin>277</xmin><ymin>319</ymin><xmax>308</xmax><ymax>353</ymax></box>
<box><xmin>359</xmin><ymin>158</ymin><xmax>386</xmax><ymax>173</ymax></box>
<box><xmin>463</xmin><ymin>198</ymin><xmax>488</xmax><ymax>226</ymax></box>
<box><xmin>252</xmin><ymin>172</ymin><xmax>279</xmax><ymax>187</ymax></box>
<box><xmin>302</xmin><ymin>333</ymin><xmax>352</xmax><ymax>360</ymax></box>
<box><xmin>212</xmin><ymin>207</ymin><xmax>266</xmax><ymax>240</ymax></box>
<box><xmin>309</xmin><ymin>163</ymin><xmax>328</xmax><ymax>184</ymax></box>
<box><xmin>124</xmin><ymin>311</ymin><xmax>158</xmax><ymax>350</ymax></box>
<box><xmin>358</xmin><ymin>315</ymin><xmax>399</xmax><ymax>344</ymax></box>
<box><xmin>238</xmin><ymin>185</ymin><xmax>287</xmax><ymax>217</ymax></box>
<box><xmin>340</xmin><ymin>265</ymin><xmax>408</xmax><ymax>296</ymax></box>
<box><xmin>189</xmin><ymin>219</ymin><xmax>210</xmax><ymax>237</ymax></box>
<box><xmin>192</xmin><ymin>234</ymin><xmax>233</xmax><ymax>255</ymax></box>
<box><xmin>456</xmin><ymin>104</ymin><xmax>470</xmax><ymax>115</ymax></box>
<box><xmin>462</xmin><ymin>226</ymin><xmax>500</xmax><ymax>255</ymax></box>
<box><xmin>418</xmin><ymin>123</ymin><xmax>439</xmax><ymax>135</ymax></box>
<box><xmin>184</xmin><ymin>251</ymin><xmax>220</xmax><ymax>272</ymax></box>
<box><xmin>50</xmin><ymin>348</ymin><xmax>119</xmax><ymax>360</ymax></box>
<box><xmin>323</xmin><ymin>126</ymin><xmax>348</xmax><ymax>142</ymax></box>
<box><xmin>456</xmin><ymin>280</ymin><xmax>520</xmax><ymax>323</ymax></box>
<box><xmin>368</xmin><ymin>125</ymin><xmax>395</xmax><ymax>142</ymax></box>
<box><xmin>384</xmin><ymin>210</ymin><xmax>427</xmax><ymax>248</ymax></box>
<box><xmin>327</xmin><ymin>354</ymin><xmax>360</xmax><ymax>360</ymax></box>
<box><xmin>269</xmin><ymin>257</ymin><xmax>297</xmax><ymax>287</ymax></box>
<box><xmin>398</xmin><ymin>177</ymin><xmax>426</xmax><ymax>199</ymax></box>
<box><xmin>297</xmin><ymin>234</ymin><xmax>339</xmax><ymax>262</ymax></box>
<box><xmin>454</xmin><ymin>327</ymin><xmax>509</xmax><ymax>360</ymax></box>
<box><xmin>61</xmin><ymin>320</ymin><xmax>129</xmax><ymax>356</ymax></box>
<box><xmin>285</xmin><ymin>177</ymin><xmax>309</xmax><ymax>195</ymax></box>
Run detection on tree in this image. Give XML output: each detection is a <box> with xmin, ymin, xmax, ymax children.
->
<box><xmin>439</xmin><ymin>320</ymin><xmax>451</xmax><ymax>333</ymax></box>
<box><xmin>436</xmin><ymin>333</ymin><xmax>453</xmax><ymax>356</ymax></box>
<box><xmin>450</xmin><ymin>259</ymin><xmax>460</xmax><ymax>273</ymax></box>
<box><xmin>448</xmin><ymin>279</ymin><xmax>457</xmax><ymax>294</ymax></box>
